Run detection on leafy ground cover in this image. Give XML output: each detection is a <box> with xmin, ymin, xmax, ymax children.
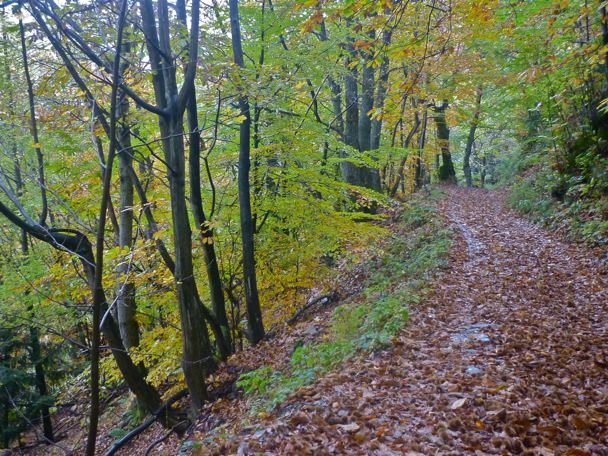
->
<box><xmin>194</xmin><ymin>186</ymin><xmax>607</xmax><ymax>455</ymax></box>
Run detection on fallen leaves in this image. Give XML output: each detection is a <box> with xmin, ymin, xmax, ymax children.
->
<box><xmin>449</xmin><ymin>398</ymin><xmax>467</xmax><ymax>410</ymax></box>
<box><xmin>135</xmin><ymin>187</ymin><xmax>608</xmax><ymax>455</ymax></box>
<box><xmin>337</xmin><ymin>423</ymin><xmax>360</xmax><ymax>433</ymax></box>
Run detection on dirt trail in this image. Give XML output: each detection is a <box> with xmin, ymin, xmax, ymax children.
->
<box><xmin>229</xmin><ymin>187</ymin><xmax>608</xmax><ymax>455</ymax></box>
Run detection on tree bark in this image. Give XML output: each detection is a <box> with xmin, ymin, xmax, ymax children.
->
<box><xmin>463</xmin><ymin>87</ymin><xmax>483</xmax><ymax>188</ymax></box>
<box><xmin>177</xmin><ymin>0</ymin><xmax>231</xmax><ymax>358</ymax></box>
<box><xmin>415</xmin><ymin>105</ymin><xmax>429</xmax><ymax>190</ymax></box>
<box><xmin>229</xmin><ymin>0</ymin><xmax>265</xmax><ymax>345</ymax></box>
<box><xmin>139</xmin><ymin>0</ymin><xmax>213</xmax><ymax>410</ymax></box>
<box><xmin>87</xmin><ymin>3</ymin><xmax>128</xmax><ymax>451</ymax></box>
<box><xmin>434</xmin><ymin>100</ymin><xmax>457</xmax><ymax>184</ymax></box>
<box><xmin>358</xmin><ymin>35</ymin><xmax>375</xmax><ymax>152</ymax></box>
<box><xmin>116</xmin><ymin>86</ymin><xmax>140</xmax><ymax>350</ymax></box>
<box><xmin>343</xmin><ymin>39</ymin><xmax>360</xmax><ymax>150</ymax></box>
<box><xmin>370</xmin><ymin>30</ymin><xmax>392</xmax><ymax>151</ymax></box>
<box><xmin>342</xmin><ymin>39</ymin><xmax>364</xmax><ymax>187</ymax></box>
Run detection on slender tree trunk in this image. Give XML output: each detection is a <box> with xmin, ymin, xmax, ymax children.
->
<box><xmin>343</xmin><ymin>42</ymin><xmax>360</xmax><ymax>151</ymax></box>
<box><xmin>341</xmin><ymin>32</ymin><xmax>381</xmax><ymax>191</ymax></box>
<box><xmin>358</xmin><ymin>45</ymin><xmax>382</xmax><ymax>191</ymax></box>
<box><xmin>415</xmin><ymin>105</ymin><xmax>428</xmax><ymax>190</ymax></box>
<box><xmin>19</xmin><ymin>19</ymin><xmax>48</xmax><ymax>225</ymax></box>
<box><xmin>434</xmin><ymin>100</ymin><xmax>457</xmax><ymax>184</ymax></box>
<box><xmin>358</xmin><ymin>39</ymin><xmax>374</xmax><ymax>152</ymax></box>
<box><xmin>390</xmin><ymin>109</ymin><xmax>420</xmax><ymax>196</ymax></box>
<box><xmin>463</xmin><ymin>87</ymin><xmax>483</xmax><ymax>188</ymax></box>
<box><xmin>116</xmin><ymin>88</ymin><xmax>139</xmax><ymax>350</ymax></box>
<box><xmin>317</xmin><ymin>16</ymin><xmax>343</xmax><ymax>137</ymax></box>
<box><xmin>29</xmin><ymin>326</ymin><xmax>54</xmax><ymax>442</ymax></box>
<box><xmin>14</xmin><ymin>18</ymin><xmax>54</xmax><ymax>444</ymax></box>
<box><xmin>370</xmin><ymin>30</ymin><xmax>392</xmax><ymax>151</ymax></box>
<box><xmin>342</xmin><ymin>38</ymin><xmax>361</xmax><ymax>186</ymax></box>
<box><xmin>13</xmin><ymin>168</ymin><xmax>55</xmax><ymax>444</ymax></box>
<box><xmin>139</xmin><ymin>0</ymin><xmax>212</xmax><ymax>410</ymax></box>
<box><xmin>86</xmin><ymin>4</ymin><xmax>128</xmax><ymax>451</ymax></box>
<box><xmin>165</xmin><ymin>113</ymin><xmax>212</xmax><ymax>408</ymax></box>
<box><xmin>186</xmin><ymin>89</ymin><xmax>231</xmax><ymax>358</ymax></box>
<box><xmin>328</xmin><ymin>79</ymin><xmax>344</xmax><ymax>136</ymax></box>
<box><xmin>177</xmin><ymin>0</ymin><xmax>231</xmax><ymax>359</ymax></box>
<box><xmin>600</xmin><ymin>4</ymin><xmax>608</xmax><ymax>84</ymax></box>
<box><xmin>229</xmin><ymin>0</ymin><xmax>265</xmax><ymax>345</ymax></box>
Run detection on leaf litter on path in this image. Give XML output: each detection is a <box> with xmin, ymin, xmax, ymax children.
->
<box><xmin>201</xmin><ymin>187</ymin><xmax>608</xmax><ymax>455</ymax></box>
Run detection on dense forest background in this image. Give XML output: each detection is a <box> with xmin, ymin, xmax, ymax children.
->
<box><xmin>0</xmin><ymin>0</ymin><xmax>607</xmax><ymax>453</ymax></box>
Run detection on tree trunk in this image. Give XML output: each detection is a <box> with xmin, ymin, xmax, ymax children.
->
<box><xmin>600</xmin><ymin>4</ymin><xmax>608</xmax><ymax>85</ymax></box>
<box><xmin>87</xmin><ymin>6</ymin><xmax>129</xmax><ymax>451</ymax></box>
<box><xmin>463</xmin><ymin>87</ymin><xmax>483</xmax><ymax>188</ymax></box>
<box><xmin>139</xmin><ymin>0</ymin><xmax>212</xmax><ymax>410</ymax></box>
<box><xmin>390</xmin><ymin>107</ymin><xmax>420</xmax><ymax>197</ymax></box>
<box><xmin>370</xmin><ymin>30</ymin><xmax>392</xmax><ymax>151</ymax></box>
<box><xmin>415</xmin><ymin>106</ymin><xmax>428</xmax><ymax>190</ymax></box>
<box><xmin>14</xmin><ymin>18</ymin><xmax>54</xmax><ymax>443</ymax></box>
<box><xmin>125</xmin><ymin>159</ymin><xmax>227</xmax><ymax>359</ymax></box>
<box><xmin>340</xmin><ymin>34</ymin><xmax>381</xmax><ymax>191</ymax></box>
<box><xmin>186</xmin><ymin>88</ymin><xmax>231</xmax><ymax>359</ymax></box>
<box><xmin>229</xmin><ymin>0</ymin><xmax>265</xmax><ymax>345</ymax></box>
<box><xmin>328</xmin><ymin>79</ymin><xmax>344</xmax><ymax>136</ymax></box>
<box><xmin>358</xmin><ymin>40</ymin><xmax>374</xmax><ymax>152</ymax></box>
<box><xmin>19</xmin><ymin>19</ymin><xmax>48</xmax><ymax>225</ymax></box>
<box><xmin>116</xmin><ymin>88</ymin><xmax>139</xmax><ymax>350</ymax></box>
<box><xmin>29</xmin><ymin>326</ymin><xmax>54</xmax><ymax>443</ymax></box>
<box><xmin>178</xmin><ymin>0</ymin><xmax>231</xmax><ymax>359</ymax></box>
<box><xmin>343</xmin><ymin>40</ymin><xmax>360</xmax><ymax>148</ymax></box>
<box><xmin>317</xmin><ymin>16</ymin><xmax>343</xmax><ymax>137</ymax></box>
<box><xmin>165</xmin><ymin>113</ymin><xmax>213</xmax><ymax>409</ymax></box>
<box><xmin>434</xmin><ymin>100</ymin><xmax>457</xmax><ymax>184</ymax></box>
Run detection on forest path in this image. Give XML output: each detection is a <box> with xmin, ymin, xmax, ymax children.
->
<box><xmin>227</xmin><ymin>187</ymin><xmax>608</xmax><ymax>455</ymax></box>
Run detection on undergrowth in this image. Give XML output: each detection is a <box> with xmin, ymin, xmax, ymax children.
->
<box><xmin>498</xmin><ymin>151</ymin><xmax>608</xmax><ymax>246</ymax></box>
<box><xmin>236</xmin><ymin>195</ymin><xmax>451</xmax><ymax>413</ymax></box>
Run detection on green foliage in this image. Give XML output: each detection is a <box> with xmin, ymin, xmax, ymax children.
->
<box><xmin>108</xmin><ymin>427</ymin><xmax>128</xmax><ymax>440</ymax></box>
<box><xmin>504</xmin><ymin>151</ymin><xmax>608</xmax><ymax>246</ymax></box>
<box><xmin>507</xmin><ymin>173</ymin><xmax>555</xmax><ymax>220</ymax></box>
<box><xmin>237</xmin><ymin>367</ymin><xmax>275</xmax><ymax>397</ymax></box>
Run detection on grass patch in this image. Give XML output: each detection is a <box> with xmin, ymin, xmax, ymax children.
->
<box><xmin>236</xmin><ymin>196</ymin><xmax>451</xmax><ymax>412</ymax></box>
